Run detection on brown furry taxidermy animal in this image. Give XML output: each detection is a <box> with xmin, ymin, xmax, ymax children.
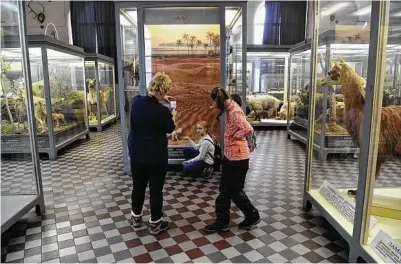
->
<box><xmin>52</xmin><ymin>113</ymin><xmax>66</xmax><ymax>128</ymax></box>
<box><xmin>325</xmin><ymin>59</ymin><xmax>401</xmax><ymax>185</ymax></box>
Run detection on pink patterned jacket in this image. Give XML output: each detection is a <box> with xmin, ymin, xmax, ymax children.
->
<box><xmin>224</xmin><ymin>101</ymin><xmax>254</xmax><ymax>161</ymax></box>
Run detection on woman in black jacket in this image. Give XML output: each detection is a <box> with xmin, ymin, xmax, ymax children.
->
<box><xmin>128</xmin><ymin>72</ymin><xmax>175</xmax><ymax>235</ymax></box>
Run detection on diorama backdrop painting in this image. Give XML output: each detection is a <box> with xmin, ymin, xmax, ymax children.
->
<box><xmin>146</xmin><ymin>24</ymin><xmax>221</xmax><ymax>145</ymax></box>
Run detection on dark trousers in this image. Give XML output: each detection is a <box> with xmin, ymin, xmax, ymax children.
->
<box><xmin>215</xmin><ymin>158</ymin><xmax>259</xmax><ymax>225</ymax></box>
<box><xmin>131</xmin><ymin>162</ymin><xmax>167</xmax><ymax>222</ymax></box>
<box><xmin>183</xmin><ymin>148</ymin><xmax>209</xmax><ymax>177</ymax></box>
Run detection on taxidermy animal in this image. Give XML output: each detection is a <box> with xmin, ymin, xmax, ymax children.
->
<box><xmin>52</xmin><ymin>113</ymin><xmax>66</xmax><ymax>128</ymax></box>
<box><xmin>324</xmin><ymin>58</ymin><xmax>401</xmax><ymax>195</ymax></box>
<box><xmin>86</xmin><ymin>78</ymin><xmax>97</xmax><ymax>119</ymax></box>
<box><xmin>246</xmin><ymin>94</ymin><xmax>282</xmax><ymax>119</ymax></box>
<box><xmin>100</xmin><ymin>86</ymin><xmax>112</xmax><ymax>115</ymax></box>
<box><xmin>169</xmin><ymin>102</ymin><xmax>182</xmax><ymax>141</ymax></box>
<box><xmin>249</xmin><ymin>110</ymin><xmax>269</xmax><ymax>121</ymax></box>
<box><xmin>14</xmin><ymin>97</ymin><xmax>27</xmax><ymax>130</ymax></box>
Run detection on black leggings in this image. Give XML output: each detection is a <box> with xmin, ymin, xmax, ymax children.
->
<box><xmin>131</xmin><ymin>162</ymin><xmax>167</xmax><ymax>222</ymax></box>
<box><xmin>215</xmin><ymin>158</ymin><xmax>258</xmax><ymax>224</ymax></box>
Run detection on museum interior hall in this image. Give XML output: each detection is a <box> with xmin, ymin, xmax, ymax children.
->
<box><xmin>1</xmin><ymin>1</ymin><xmax>401</xmax><ymax>263</ymax></box>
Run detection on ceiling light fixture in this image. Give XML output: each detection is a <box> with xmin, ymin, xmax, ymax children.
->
<box><xmin>350</xmin><ymin>5</ymin><xmax>371</xmax><ymax>16</ymax></box>
<box><xmin>321</xmin><ymin>2</ymin><xmax>350</xmax><ymax>16</ymax></box>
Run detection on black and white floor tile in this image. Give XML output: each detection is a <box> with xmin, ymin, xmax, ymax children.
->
<box><xmin>1</xmin><ymin>124</ymin><xmax>399</xmax><ymax>263</ymax></box>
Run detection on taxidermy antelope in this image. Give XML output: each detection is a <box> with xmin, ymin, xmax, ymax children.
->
<box><xmin>323</xmin><ymin>58</ymin><xmax>401</xmax><ymax>195</ymax></box>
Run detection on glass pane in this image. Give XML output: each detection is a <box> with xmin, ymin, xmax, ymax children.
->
<box><xmin>120</xmin><ymin>7</ymin><xmax>139</xmax><ymax>140</ymax></box>
<box><xmin>227</xmin><ymin>7</ymin><xmax>243</xmax><ymax>96</ymax></box>
<box><xmin>246</xmin><ymin>51</ymin><xmax>289</xmax><ymax>125</ymax></box>
<box><xmin>85</xmin><ymin>61</ymin><xmax>97</xmax><ymax>124</ymax></box>
<box><xmin>98</xmin><ymin>62</ymin><xmax>116</xmax><ymax>124</ymax></box>
<box><xmin>288</xmin><ymin>48</ymin><xmax>311</xmax><ymax>142</ymax></box>
<box><xmin>46</xmin><ymin>48</ymin><xmax>86</xmax><ymax>146</ymax></box>
<box><xmin>365</xmin><ymin>0</ymin><xmax>401</xmax><ymax>255</ymax></box>
<box><xmin>144</xmin><ymin>7</ymin><xmax>221</xmax><ymax>150</ymax></box>
<box><xmin>1</xmin><ymin>0</ymin><xmax>37</xmax><ymax>196</ymax></box>
<box><xmin>310</xmin><ymin>1</ymin><xmax>372</xmax><ymax>234</ymax></box>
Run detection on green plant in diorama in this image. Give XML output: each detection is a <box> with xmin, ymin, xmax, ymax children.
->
<box><xmin>182</xmin><ymin>33</ymin><xmax>190</xmax><ymax>56</ymax></box>
<box><xmin>0</xmin><ymin>56</ymin><xmax>14</xmax><ymax>124</ymax></box>
<box><xmin>203</xmin><ymin>43</ymin><xmax>209</xmax><ymax>55</ymax></box>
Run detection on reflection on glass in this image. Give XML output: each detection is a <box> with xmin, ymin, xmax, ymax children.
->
<box><xmin>287</xmin><ymin>48</ymin><xmax>311</xmax><ymax>138</ymax></box>
<box><xmin>308</xmin><ymin>0</ymin><xmax>374</xmax><ymax>234</ymax></box>
<box><xmin>120</xmin><ymin>8</ymin><xmax>139</xmax><ymax>138</ymax></box>
<box><xmin>246</xmin><ymin>51</ymin><xmax>289</xmax><ymax>124</ymax></box>
<box><xmin>1</xmin><ymin>0</ymin><xmax>37</xmax><ymax>195</ymax></box>
<box><xmin>227</xmin><ymin>7</ymin><xmax>243</xmax><ymax>96</ymax></box>
<box><xmin>364</xmin><ymin>0</ymin><xmax>401</xmax><ymax>254</ymax></box>
<box><xmin>45</xmin><ymin>48</ymin><xmax>87</xmax><ymax>145</ymax></box>
<box><xmin>144</xmin><ymin>7</ymin><xmax>221</xmax><ymax>146</ymax></box>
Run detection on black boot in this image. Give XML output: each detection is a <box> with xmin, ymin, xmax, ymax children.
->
<box><xmin>204</xmin><ymin>221</ymin><xmax>229</xmax><ymax>233</ymax></box>
<box><xmin>238</xmin><ymin>213</ymin><xmax>260</xmax><ymax>230</ymax></box>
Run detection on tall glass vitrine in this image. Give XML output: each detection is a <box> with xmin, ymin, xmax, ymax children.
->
<box><xmin>1</xmin><ymin>0</ymin><xmax>44</xmax><ymax>234</ymax></box>
<box><xmin>302</xmin><ymin>1</ymin><xmax>401</xmax><ymax>262</ymax></box>
<box><xmin>115</xmin><ymin>2</ymin><xmax>247</xmax><ymax>172</ymax></box>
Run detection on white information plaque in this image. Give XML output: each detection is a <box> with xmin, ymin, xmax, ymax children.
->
<box><xmin>371</xmin><ymin>230</ymin><xmax>401</xmax><ymax>263</ymax></box>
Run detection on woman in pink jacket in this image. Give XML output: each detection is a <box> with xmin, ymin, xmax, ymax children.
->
<box><xmin>205</xmin><ymin>87</ymin><xmax>260</xmax><ymax>233</ymax></box>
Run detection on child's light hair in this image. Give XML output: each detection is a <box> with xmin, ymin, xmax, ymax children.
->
<box><xmin>196</xmin><ymin>120</ymin><xmax>208</xmax><ymax>133</ymax></box>
<box><xmin>148</xmin><ymin>72</ymin><xmax>172</xmax><ymax>96</ymax></box>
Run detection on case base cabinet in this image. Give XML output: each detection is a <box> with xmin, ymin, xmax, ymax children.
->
<box><xmin>303</xmin><ymin>190</ymin><xmax>401</xmax><ymax>263</ymax></box>
<box><xmin>1</xmin><ymin>129</ymin><xmax>89</xmax><ymax>160</ymax></box>
<box><xmin>287</xmin><ymin>118</ymin><xmax>359</xmax><ymax>161</ymax></box>
<box><xmin>89</xmin><ymin>115</ymin><xmax>117</xmax><ymax>132</ymax></box>
<box><xmin>1</xmin><ymin>195</ymin><xmax>45</xmax><ymax>234</ymax></box>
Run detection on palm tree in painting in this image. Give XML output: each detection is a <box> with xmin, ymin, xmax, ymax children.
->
<box><xmin>176</xmin><ymin>39</ymin><xmax>183</xmax><ymax>55</ymax></box>
<box><xmin>203</xmin><ymin>43</ymin><xmax>209</xmax><ymax>55</ymax></box>
<box><xmin>212</xmin><ymin>34</ymin><xmax>220</xmax><ymax>55</ymax></box>
<box><xmin>182</xmin><ymin>33</ymin><xmax>190</xmax><ymax>56</ymax></box>
<box><xmin>189</xmin><ymin>35</ymin><xmax>197</xmax><ymax>54</ymax></box>
<box><xmin>206</xmin><ymin>31</ymin><xmax>214</xmax><ymax>49</ymax></box>
<box><xmin>196</xmin><ymin>40</ymin><xmax>202</xmax><ymax>54</ymax></box>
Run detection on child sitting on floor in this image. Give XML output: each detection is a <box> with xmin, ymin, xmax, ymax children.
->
<box><xmin>182</xmin><ymin>121</ymin><xmax>215</xmax><ymax>177</ymax></box>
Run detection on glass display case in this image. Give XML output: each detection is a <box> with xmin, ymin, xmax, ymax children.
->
<box><xmin>2</xmin><ymin>35</ymin><xmax>89</xmax><ymax>159</ymax></box>
<box><xmin>245</xmin><ymin>45</ymin><xmax>290</xmax><ymax>127</ymax></box>
<box><xmin>85</xmin><ymin>53</ymin><xmax>117</xmax><ymax>131</ymax></box>
<box><xmin>1</xmin><ymin>0</ymin><xmax>44</xmax><ymax>234</ymax></box>
<box><xmin>303</xmin><ymin>1</ymin><xmax>401</xmax><ymax>262</ymax></box>
<box><xmin>116</xmin><ymin>3</ymin><xmax>247</xmax><ymax>170</ymax></box>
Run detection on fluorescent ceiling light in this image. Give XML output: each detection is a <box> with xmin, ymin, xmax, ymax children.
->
<box><xmin>350</xmin><ymin>5</ymin><xmax>371</xmax><ymax>16</ymax></box>
<box><xmin>226</xmin><ymin>9</ymin><xmax>237</xmax><ymax>26</ymax></box>
<box><xmin>321</xmin><ymin>3</ymin><xmax>350</xmax><ymax>16</ymax></box>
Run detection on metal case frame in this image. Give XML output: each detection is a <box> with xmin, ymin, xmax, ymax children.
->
<box><xmin>29</xmin><ymin>35</ymin><xmax>90</xmax><ymax>159</ymax></box>
<box><xmin>1</xmin><ymin>0</ymin><xmax>45</xmax><ymax>234</ymax></box>
<box><xmin>115</xmin><ymin>1</ymin><xmax>247</xmax><ymax>172</ymax></box>
<box><xmin>302</xmin><ymin>1</ymin><xmax>399</xmax><ymax>262</ymax></box>
<box><xmin>246</xmin><ymin>44</ymin><xmax>290</xmax><ymax>128</ymax></box>
<box><xmin>84</xmin><ymin>53</ymin><xmax>117</xmax><ymax>131</ymax></box>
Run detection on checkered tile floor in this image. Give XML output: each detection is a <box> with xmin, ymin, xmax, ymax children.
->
<box><xmin>6</xmin><ymin>123</ymin><xmax>399</xmax><ymax>263</ymax></box>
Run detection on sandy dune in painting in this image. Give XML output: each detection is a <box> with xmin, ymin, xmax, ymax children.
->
<box><xmin>152</xmin><ymin>57</ymin><xmax>220</xmax><ymax>145</ymax></box>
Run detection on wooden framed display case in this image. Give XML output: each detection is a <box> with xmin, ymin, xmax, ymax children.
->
<box><xmin>1</xmin><ymin>35</ymin><xmax>89</xmax><ymax>159</ymax></box>
<box><xmin>1</xmin><ymin>0</ymin><xmax>45</xmax><ymax>234</ymax></box>
<box><xmin>85</xmin><ymin>53</ymin><xmax>117</xmax><ymax>131</ymax></box>
<box><xmin>245</xmin><ymin>45</ymin><xmax>290</xmax><ymax>127</ymax></box>
<box><xmin>115</xmin><ymin>2</ymin><xmax>247</xmax><ymax>171</ymax></box>
<box><xmin>303</xmin><ymin>1</ymin><xmax>401</xmax><ymax>262</ymax></box>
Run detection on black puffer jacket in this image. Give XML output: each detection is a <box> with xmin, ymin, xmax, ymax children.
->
<box><xmin>128</xmin><ymin>95</ymin><xmax>175</xmax><ymax>164</ymax></box>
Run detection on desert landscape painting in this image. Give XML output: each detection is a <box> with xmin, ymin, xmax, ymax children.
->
<box><xmin>146</xmin><ymin>24</ymin><xmax>221</xmax><ymax>145</ymax></box>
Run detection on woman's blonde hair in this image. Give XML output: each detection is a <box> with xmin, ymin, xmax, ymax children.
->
<box><xmin>148</xmin><ymin>72</ymin><xmax>172</xmax><ymax>96</ymax></box>
<box><xmin>196</xmin><ymin>120</ymin><xmax>209</xmax><ymax>133</ymax></box>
